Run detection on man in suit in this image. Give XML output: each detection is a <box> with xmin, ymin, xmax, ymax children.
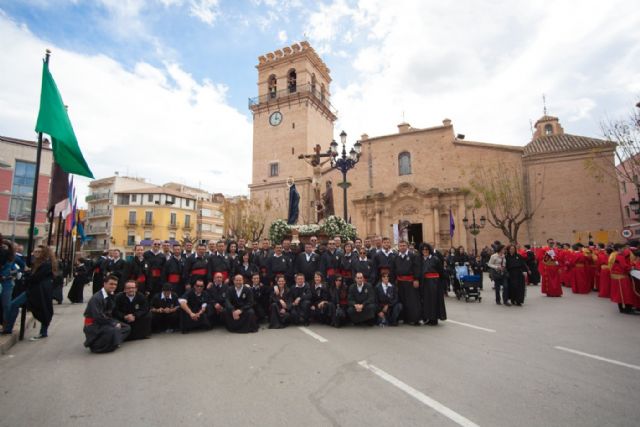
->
<box><xmin>294</xmin><ymin>243</ymin><xmax>319</xmax><ymax>284</ymax></box>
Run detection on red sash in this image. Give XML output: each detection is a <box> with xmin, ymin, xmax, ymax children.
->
<box><xmin>84</xmin><ymin>317</ymin><xmax>94</xmax><ymax>326</ymax></box>
<box><xmin>136</xmin><ymin>274</ymin><xmax>146</xmax><ymax>283</ymax></box>
<box><xmin>191</xmin><ymin>268</ymin><xmax>207</xmax><ymax>276</ymax></box>
<box><xmin>339</xmin><ymin>269</ymin><xmax>352</xmax><ymax>278</ymax></box>
<box><xmin>168</xmin><ymin>273</ymin><xmax>181</xmax><ymax>283</ymax></box>
<box><xmin>151</xmin><ymin>268</ymin><xmax>162</xmax><ymax>278</ymax></box>
<box><xmin>397</xmin><ymin>275</ymin><xmax>414</xmax><ymax>282</ymax></box>
<box><xmin>326</xmin><ymin>268</ymin><xmax>336</xmax><ymax>277</ymax></box>
<box><xmin>424</xmin><ymin>272</ymin><xmax>440</xmax><ymax>279</ymax></box>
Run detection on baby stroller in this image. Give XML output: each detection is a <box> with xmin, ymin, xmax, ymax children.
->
<box><xmin>459</xmin><ymin>275</ymin><xmax>482</xmax><ymax>302</ymax></box>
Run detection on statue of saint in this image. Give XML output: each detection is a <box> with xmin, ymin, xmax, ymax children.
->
<box><xmin>322</xmin><ymin>180</ymin><xmax>335</xmax><ymax>218</ymax></box>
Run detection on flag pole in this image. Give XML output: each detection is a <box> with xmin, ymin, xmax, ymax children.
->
<box><xmin>21</xmin><ymin>49</ymin><xmax>51</xmax><ymax>341</ymax></box>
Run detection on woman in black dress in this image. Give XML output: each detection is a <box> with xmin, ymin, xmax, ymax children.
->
<box><xmin>506</xmin><ymin>245</ymin><xmax>529</xmax><ymax>306</ymax></box>
<box><xmin>68</xmin><ymin>257</ymin><xmax>89</xmax><ymax>303</ymax></box>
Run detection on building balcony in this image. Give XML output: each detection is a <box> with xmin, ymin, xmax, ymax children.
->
<box><xmin>168</xmin><ymin>222</ymin><xmax>180</xmax><ymax>230</ymax></box>
<box><xmin>87</xmin><ymin>209</ymin><xmax>111</xmax><ymax>218</ymax></box>
<box><xmin>248</xmin><ymin>83</ymin><xmax>337</xmax><ymax>117</ymax></box>
<box><xmin>86</xmin><ymin>225</ymin><xmax>109</xmax><ymax>234</ymax></box>
<box><xmin>183</xmin><ymin>223</ymin><xmax>193</xmax><ymax>231</ymax></box>
<box><xmin>124</xmin><ymin>220</ymin><xmax>139</xmax><ymax>228</ymax></box>
<box><xmin>142</xmin><ymin>220</ymin><xmax>154</xmax><ymax>228</ymax></box>
<box><xmin>85</xmin><ymin>240</ymin><xmax>109</xmax><ymax>251</ymax></box>
<box><xmin>86</xmin><ymin>192</ymin><xmax>111</xmax><ymax>202</ymax></box>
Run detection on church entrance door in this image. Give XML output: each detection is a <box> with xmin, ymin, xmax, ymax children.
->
<box><xmin>408</xmin><ymin>223</ymin><xmax>423</xmax><ymax>246</ymax></box>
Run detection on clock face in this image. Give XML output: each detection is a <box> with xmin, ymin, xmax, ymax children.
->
<box><xmin>269</xmin><ymin>111</ymin><xmax>283</xmax><ymax>126</ymax></box>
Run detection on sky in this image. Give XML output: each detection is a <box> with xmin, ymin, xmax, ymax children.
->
<box><xmin>0</xmin><ymin>0</ymin><xmax>638</xmax><ymax>207</ymax></box>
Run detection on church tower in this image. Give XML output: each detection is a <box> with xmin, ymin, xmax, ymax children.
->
<box><xmin>249</xmin><ymin>42</ymin><xmax>337</xmax><ymax>226</ymax></box>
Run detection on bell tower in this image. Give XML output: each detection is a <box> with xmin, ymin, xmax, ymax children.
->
<box><xmin>249</xmin><ymin>42</ymin><xmax>337</xmax><ymax>226</ymax></box>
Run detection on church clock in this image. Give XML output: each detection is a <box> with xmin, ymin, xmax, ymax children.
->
<box><xmin>269</xmin><ymin>111</ymin><xmax>283</xmax><ymax>126</ymax></box>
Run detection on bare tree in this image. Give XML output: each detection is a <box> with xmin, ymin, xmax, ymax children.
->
<box><xmin>585</xmin><ymin>102</ymin><xmax>640</xmax><ymax>192</ymax></box>
<box><xmin>222</xmin><ymin>195</ymin><xmax>277</xmax><ymax>241</ymax></box>
<box><xmin>470</xmin><ymin>159</ymin><xmax>544</xmax><ymax>243</ymax></box>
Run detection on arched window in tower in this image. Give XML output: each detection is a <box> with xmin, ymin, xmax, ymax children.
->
<box><xmin>268</xmin><ymin>74</ymin><xmax>277</xmax><ymax>99</ymax></box>
<box><xmin>398</xmin><ymin>152</ymin><xmax>411</xmax><ymax>176</ymax></box>
<box><xmin>288</xmin><ymin>69</ymin><xmax>297</xmax><ymax>93</ymax></box>
<box><xmin>320</xmin><ymin>84</ymin><xmax>325</xmax><ymax>103</ymax></box>
<box><xmin>311</xmin><ymin>73</ymin><xmax>316</xmax><ymax>95</ymax></box>
<box><xmin>544</xmin><ymin>123</ymin><xmax>553</xmax><ymax>136</ymax></box>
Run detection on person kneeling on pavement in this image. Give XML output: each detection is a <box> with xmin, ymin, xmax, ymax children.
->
<box><xmin>83</xmin><ymin>274</ymin><xmax>131</xmax><ymax>353</ymax></box>
<box><xmin>114</xmin><ymin>280</ymin><xmax>152</xmax><ymax>340</ymax></box>
<box><xmin>310</xmin><ymin>272</ymin><xmax>335</xmax><ymax>325</ymax></box>
<box><xmin>348</xmin><ymin>272</ymin><xmax>376</xmax><ymax>325</ymax></box>
<box><xmin>374</xmin><ymin>272</ymin><xmax>402</xmax><ymax>326</ymax></box>
<box><xmin>178</xmin><ymin>278</ymin><xmax>212</xmax><ymax>333</ymax></box>
<box><xmin>150</xmin><ymin>283</ymin><xmax>179</xmax><ymax>333</ymax></box>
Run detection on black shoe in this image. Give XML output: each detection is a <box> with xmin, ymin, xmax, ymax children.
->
<box><xmin>504</xmin><ymin>302</ymin><xmax>512</xmax><ymax>307</ymax></box>
<box><xmin>496</xmin><ymin>301</ymin><xmax>502</xmax><ymax>305</ymax></box>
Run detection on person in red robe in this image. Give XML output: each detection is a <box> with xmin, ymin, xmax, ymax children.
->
<box><xmin>609</xmin><ymin>244</ymin><xmax>637</xmax><ymax>313</ymax></box>
<box><xmin>597</xmin><ymin>245</ymin><xmax>611</xmax><ymax>298</ymax></box>
<box><xmin>536</xmin><ymin>239</ymin><xmax>555</xmax><ymax>294</ymax></box>
<box><xmin>542</xmin><ymin>249</ymin><xmax>562</xmax><ymax>297</ymax></box>
<box><xmin>585</xmin><ymin>245</ymin><xmax>597</xmax><ymax>291</ymax></box>
<box><xmin>571</xmin><ymin>244</ymin><xmax>591</xmax><ymax>294</ymax></box>
<box><xmin>558</xmin><ymin>244</ymin><xmax>575</xmax><ymax>288</ymax></box>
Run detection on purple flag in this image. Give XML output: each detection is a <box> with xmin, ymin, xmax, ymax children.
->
<box><xmin>449</xmin><ymin>209</ymin><xmax>455</xmax><ymax>238</ymax></box>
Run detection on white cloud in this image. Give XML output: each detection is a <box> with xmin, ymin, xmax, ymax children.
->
<box><xmin>278</xmin><ymin>30</ymin><xmax>288</xmax><ymax>42</ymax></box>
<box><xmin>189</xmin><ymin>0</ymin><xmax>220</xmax><ymax>25</ymax></box>
<box><xmin>307</xmin><ymin>0</ymin><xmax>640</xmax><ymax>146</ymax></box>
<box><xmin>0</xmin><ymin>13</ymin><xmax>252</xmax><ymax>206</ymax></box>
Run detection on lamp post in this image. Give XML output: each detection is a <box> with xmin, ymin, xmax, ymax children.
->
<box><xmin>462</xmin><ymin>209</ymin><xmax>486</xmax><ymax>256</ymax></box>
<box><xmin>329</xmin><ymin>131</ymin><xmax>362</xmax><ymax>222</ymax></box>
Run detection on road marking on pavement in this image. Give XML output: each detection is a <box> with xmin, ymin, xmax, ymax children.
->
<box><xmin>446</xmin><ymin>319</ymin><xmax>496</xmax><ymax>333</ymax></box>
<box><xmin>358</xmin><ymin>360</ymin><xmax>480</xmax><ymax>427</ymax></box>
<box><xmin>298</xmin><ymin>326</ymin><xmax>328</xmax><ymax>343</ymax></box>
<box><xmin>554</xmin><ymin>346</ymin><xmax>640</xmax><ymax>371</ymax></box>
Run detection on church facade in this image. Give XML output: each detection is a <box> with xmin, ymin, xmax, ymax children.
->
<box><xmin>249</xmin><ymin>42</ymin><xmax>623</xmax><ymax>248</ymax></box>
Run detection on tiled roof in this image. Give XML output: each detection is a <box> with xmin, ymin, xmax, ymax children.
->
<box><xmin>534</xmin><ymin>115</ymin><xmax>558</xmax><ymax>125</ymax></box>
<box><xmin>523</xmin><ymin>134</ymin><xmax>615</xmax><ymax>156</ymax></box>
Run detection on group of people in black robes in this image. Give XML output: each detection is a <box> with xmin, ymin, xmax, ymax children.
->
<box><xmin>81</xmin><ymin>236</ymin><xmax>451</xmax><ymax>353</ymax></box>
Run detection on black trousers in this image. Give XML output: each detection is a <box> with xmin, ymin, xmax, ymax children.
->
<box><xmin>123</xmin><ymin>313</ymin><xmax>152</xmax><ymax>341</ymax></box>
<box><xmin>348</xmin><ymin>303</ymin><xmax>376</xmax><ymax>324</ymax></box>
<box><xmin>151</xmin><ymin>311</ymin><xmax>178</xmax><ymax>332</ymax></box>
<box><xmin>377</xmin><ymin>302</ymin><xmax>403</xmax><ymax>325</ymax></box>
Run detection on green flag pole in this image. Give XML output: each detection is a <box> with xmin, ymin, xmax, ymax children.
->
<box><xmin>21</xmin><ymin>49</ymin><xmax>51</xmax><ymax>341</ymax></box>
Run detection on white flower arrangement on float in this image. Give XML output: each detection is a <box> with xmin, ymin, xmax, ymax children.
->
<box><xmin>269</xmin><ymin>219</ymin><xmax>292</xmax><ymax>244</ymax></box>
<box><xmin>320</xmin><ymin>215</ymin><xmax>357</xmax><ymax>241</ymax></box>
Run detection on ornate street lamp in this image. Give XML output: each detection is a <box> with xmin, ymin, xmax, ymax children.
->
<box><xmin>330</xmin><ymin>131</ymin><xmax>361</xmax><ymax>221</ymax></box>
<box><xmin>462</xmin><ymin>209</ymin><xmax>486</xmax><ymax>255</ymax></box>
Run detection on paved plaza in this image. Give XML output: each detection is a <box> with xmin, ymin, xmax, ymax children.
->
<box><xmin>1</xmin><ymin>280</ymin><xmax>639</xmax><ymax>427</ymax></box>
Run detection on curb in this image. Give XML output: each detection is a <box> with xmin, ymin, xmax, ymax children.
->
<box><xmin>0</xmin><ymin>311</ymin><xmax>34</xmax><ymax>354</ymax></box>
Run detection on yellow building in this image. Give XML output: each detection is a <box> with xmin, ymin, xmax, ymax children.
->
<box><xmin>111</xmin><ymin>187</ymin><xmax>197</xmax><ymax>254</ymax></box>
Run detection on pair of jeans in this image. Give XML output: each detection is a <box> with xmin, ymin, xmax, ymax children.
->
<box><xmin>1</xmin><ymin>279</ymin><xmax>15</xmax><ymax>326</ymax></box>
<box><xmin>494</xmin><ymin>274</ymin><xmax>509</xmax><ymax>303</ymax></box>
<box><xmin>4</xmin><ymin>291</ymin><xmax>26</xmax><ymax>334</ymax></box>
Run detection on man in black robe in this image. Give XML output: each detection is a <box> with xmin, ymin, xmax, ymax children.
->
<box><xmin>126</xmin><ymin>244</ymin><xmax>150</xmax><ymax>296</ymax></box>
<box><xmin>206</xmin><ymin>272</ymin><xmax>228</xmax><ymax>326</ymax></box>
<box><xmin>150</xmin><ymin>283</ymin><xmax>179</xmax><ymax>332</ymax></box>
<box><xmin>294</xmin><ymin>243</ymin><xmax>319</xmax><ymax>284</ymax></box>
<box><xmin>183</xmin><ymin>244</ymin><xmax>211</xmax><ymax>290</ymax></box>
<box><xmin>289</xmin><ymin>273</ymin><xmax>312</xmax><ymax>325</ymax></box>
<box><xmin>353</xmin><ymin>248</ymin><xmax>375</xmax><ymax>285</ymax></box>
<box><xmin>114</xmin><ymin>280</ymin><xmax>152</xmax><ymax>340</ymax></box>
<box><xmin>83</xmin><ymin>274</ymin><xmax>131</xmax><ymax>353</ymax></box>
<box><xmin>347</xmin><ymin>272</ymin><xmax>376</xmax><ymax>325</ymax></box>
<box><xmin>419</xmin><ymin>243</ymin><xmax>447</xmax><ymax>325</ymax></box>
<box><xmin>144</xmin><ymin>239</ymin><xmax>166</xmax><ymax>296</ymax></box>
<box><xmin>374</xmin><ymin>272</ymin><xmax>402</xmax><ymax>326</ymax></box>
<box><xmin>393</xmin><ymin>240</ymin><xmax>421</xmax><ymax>325</ymax></box>
<box><xmin>106</xmin><ymin>249</ymin><xmax>127</xmax><ymax>292</ymax></box>
<box><xmin>178</xmin><ymin>278</ymin><xmax>212</xmax><ymax>333</ymax></box>
<box><xmin>320</xmin><ymin>240</ymin><xmax>341</xmax><ymax>286</ymax></box>
<box><xmin>163</xmin><ymin>243</ymin><xmax>186</xmax><ymax>296</ymax></box>
<box><xmin>372</xmin><ymin>237</ymin><xmax>395</xmax><ymax>283</ymax></box>
<box><xmin>266</xmin><ymin>243</ymin><xmax>290</xmax><ymax>286</ymax></box>
<box><xmin>224</xmin><ymin>274</ymin><xmax>258</xmax><ymax>333</ymax></box>
<box><xmin>310</xmin><ymin>276</ymin><xmax>335</xmax><ymax>325</ymax></box>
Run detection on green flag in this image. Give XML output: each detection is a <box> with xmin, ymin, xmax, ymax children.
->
<box><xmin>35</xmin><ymin>61</ymin><xmax>94</xmax><ymax>178</ymax></box>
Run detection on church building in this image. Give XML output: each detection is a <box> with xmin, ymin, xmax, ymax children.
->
<box><xmin>249</xmin><ymin>42</ymin><xmax>623</xmax><ymax>248</ymax></box>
